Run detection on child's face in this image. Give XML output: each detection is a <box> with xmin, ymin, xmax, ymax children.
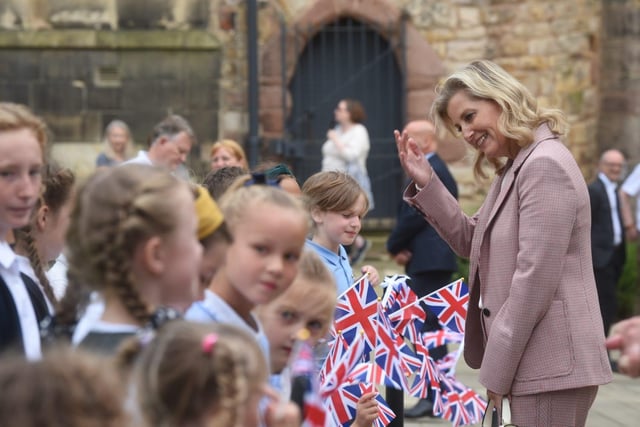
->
<box><xmin>158</xmin><ymin>186</ymin><xmax>203</xmax><ymax>311</ymax></box>
<box><xmin>258</xmin><ymin>279</ymin><xmax>335</xmax><ymax>373</ymax></box>
<box><xmin>0</xmin><ymin>128</ymin><xmax>43</xmax><ymax>237</ymax></box>
<box><xmin>312</xmin><ymin>194</ymin><xmax>367</xmax><ymax>249</ymax></box>
<box><xmin>223</xmin><ymin>202</ymin><xmax>307</xmax><ymax>311</ymax></box>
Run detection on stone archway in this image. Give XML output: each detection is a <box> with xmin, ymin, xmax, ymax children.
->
<box><xmin>259</xmin><ymin>0</ymin><xmax>457</xmax><ymax>157</ymax></box>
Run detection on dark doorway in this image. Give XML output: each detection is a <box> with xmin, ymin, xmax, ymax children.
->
<box><xmin>285</xmin><ymin>17</ymin><xmax>405</xmax><ymax>220</ymax></box>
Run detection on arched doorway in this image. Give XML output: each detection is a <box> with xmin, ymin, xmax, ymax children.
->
<box><xmin>286</xmin><ymin>17</ymin><xmax>403</xmax><ymax>220</ymax></box>
<box><xmin>259</xmin><ymin>0</ymin><xmax>448</xmax><ymax>222</ymax></box>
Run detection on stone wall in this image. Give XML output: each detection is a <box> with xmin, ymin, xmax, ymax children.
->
<box><xmin>599</xmin><ymin>0</ymin><xmax>640</xmax><ymax>167</ymax></box>
<box><xmin>1</xmin><ymin>0</ymin><xmax>632</xmax><ymax>214</ymax></box>
<box><xmin>0</xmin><ymin>1</ymin><xmax>224</xmax><ymax>176</ymax></box>
<box><xmin>250</xmin><ymin>0</ymin><xmax>602</xmax><ymax>212</ymax></box>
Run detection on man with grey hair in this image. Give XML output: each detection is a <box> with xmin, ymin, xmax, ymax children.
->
<box><xmin>124</xmin><ymin>114</ymin><xmax>195</xmax><ymax>172</ymax></box>
<box><xmin>589</xmin><ymin>149</ymin><xmax>627</xmax><ymax>341</ymax></box>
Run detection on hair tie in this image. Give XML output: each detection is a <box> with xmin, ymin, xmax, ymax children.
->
<box><xmin>149</xmin><ymin>306</ymin><xmax>181</xmax><ymax>330</ymax></box>
<box><xmin>201</xmin><ymin>333</ymin><xmax>218</xmax><ymax>354</ymax></box>
<box><xmin>138</xmin><ymin>328</ymin><xmax>155</xmax><ymax>347</ymax></box>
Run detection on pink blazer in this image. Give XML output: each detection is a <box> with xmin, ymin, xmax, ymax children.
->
<box><xmin>405</xmin><ymin>124</ymin><xmax>612</xmax><ymax>396</ymax></box>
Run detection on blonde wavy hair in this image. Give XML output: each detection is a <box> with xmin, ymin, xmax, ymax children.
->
<box><xmin>431</xmin><ymin>59</ymin><xmax>568</xmax><ymax>178</ymax></box>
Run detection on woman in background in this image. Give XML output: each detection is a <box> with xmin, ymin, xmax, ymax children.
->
<box><xmin>210</xmin><ymin>139</ymin><xmax>248</xmax><ymax>171</ymax></box>
<box><xmin>96</xmin><ymin>120</ymin><xmax>133</xmax><ymax>168</ymax></box>
<box><xmin>322</xmin><ymin>99</ymin><xmax>374</xmax><ymax>264</ymax></box>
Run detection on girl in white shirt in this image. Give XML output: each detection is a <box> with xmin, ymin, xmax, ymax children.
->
<box><xmin>0</xmin><ymin>102</ymin><xmax>48</xmax><ymax>359</ymax></box>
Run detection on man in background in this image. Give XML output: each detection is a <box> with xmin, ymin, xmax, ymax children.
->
<box><xmin>386</xmin><ymin>120</ymin><xmax>458</xmax><ymax>418</ymax></box>
<box><xmin>589</xmin><ymin>149</ymin><xmax>627</xmax><ymax>342</ymax></box>
<box><xmin>124</xmin><ymin>114</ymin><xmax>194</xmax><ymax>173</ymax></box>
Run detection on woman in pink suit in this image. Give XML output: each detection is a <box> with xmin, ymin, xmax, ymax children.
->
<box><xmin>395</xmin><ymin>60</ymin><xmax>611</xmax><ymax>426</ymax></box>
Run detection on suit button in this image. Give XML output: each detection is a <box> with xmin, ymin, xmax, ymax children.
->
<box><xmin>482</xmin><ymin>308</ymin><xmax>491</xmax><ymax>317</ymax></box>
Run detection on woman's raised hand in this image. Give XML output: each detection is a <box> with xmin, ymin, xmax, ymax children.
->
<box><xmin>394</xmin><ymin>129</ymin><xmax>433</xmax><ymax>189</ymax></box>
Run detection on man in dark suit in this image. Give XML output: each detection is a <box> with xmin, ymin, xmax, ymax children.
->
<box><xmin>589</xmin><ymin>149</ymin><xmax>627</xmax><ymax>339</ymax></box>
<box><xmin>386</xmin><ymin>120</ymin><xmax>458</xmax><ymax>418</ymax></box>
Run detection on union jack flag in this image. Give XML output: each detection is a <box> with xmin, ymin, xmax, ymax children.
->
<box><xmin>331</xmin><ymin>383</ymin><xmax>397</xmax><ymax>427</ymax></box>
<box><xmin>381</xmin><ymin>274</ymin><xmax>416</xmax><ymax>313</ymax></box>
<box><xmin>424</xmin><ymin>279</ymin><xmax>469</xmax><ymax>334</ymax></box>
<box><xmin>409</xmin><ymin>340</ymin><xmax>443</xmax><ymax>401</ymax></box>
<box><xmin>301</xmin><ymin>390</ymin><xmax>326</xmax><ymax>427</ymax></box>
<box><xmin>374</xmin><ymin>305</ymin><xmax>413</xmax><ymax>389</ymax></box>
<box><xmin>320</xmin><ymin>332</ymin><xmax>365</xmax><ymax>396</ymax></box>
<box><xmin>325</xmin><ymin>384</ymin><xmax>358</xmax><ymax>426</ymax></box>
<box><xmin>290</xmin><ymin>340</ymin><xmax>326</xmax><ymax>427</ymax></box>
<box><xmin>387</xmin><ymin>302</ymin><xmax>425</xmax><ymax>343</ymax></box>
<box><xmin>333</xmin><ymin>274</ymin><xmax>379</xmax><ymax>353</ymax></box>
<box><xmin>347</xmin><ymin>362</ymin><xmax>389</xmax><ymax>388</ymax></box>
<box><xmin>460</xmin><ymin>386</ymin><xmax>487</xmax><ymax>425</ymax></box>
<box><xmin>374</xmin><ymin>393</ymin><xmax>396</xmax><ymax>427</ymax></box>
<box><xmin>442</xmin><ymin>388</ymin><xmax>472</xmax><ymax>427</ymax></box>
<box><xmin>420</xmin><ymin>329</ymin><xmax>464</xmax><ymax>350</ymax></box>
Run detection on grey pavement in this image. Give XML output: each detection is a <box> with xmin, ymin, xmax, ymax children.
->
<box><xmin>399</xmin><ymin>357</ymin><xmax>640</xmax><ymax>426</ymax></box>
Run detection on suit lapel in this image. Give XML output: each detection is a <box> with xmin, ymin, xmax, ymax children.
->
<box><xmin>468</xmin><ymin>124</ymin><xmax>558</xmax><ymax>288</ymax></box>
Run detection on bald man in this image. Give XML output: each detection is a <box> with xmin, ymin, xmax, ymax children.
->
<box><xmin>386</xmin><ymin>120</ymin><xmax>458</xmax><ymax>418</ymax></box>
<box><xmin>589</xmin><ymin>149</ymin><xmax>627</xmax><ymax>343</ymax></box>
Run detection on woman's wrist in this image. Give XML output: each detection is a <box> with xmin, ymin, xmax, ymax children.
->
<box><xmin>414</xmin><ymin>169</ymin><xmax>434</xmax><ymax>192</ymax></box>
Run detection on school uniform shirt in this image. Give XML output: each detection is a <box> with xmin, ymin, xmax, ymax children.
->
<box><xmin>305</xmin><ymin>239</ymin><xmax>354</xmax><ymax>296</ymax></box>
<box><xmin>78</xmin><ymin>321</ymin><xmax>138</xmax><ymax>355</ymax></box>
<box><xmin>72</xmin><ymin>292</ymin><xmax>106</xmax><ymax>345</ymax></box>
<box><xmin>185</xmin><ymin>289</ymin><xmax>270</xmax><ymax>367</ymax></box>
<box><xmin>0</xmin><ymin>241</ymin><xmax>42</xmax><ymax>360</ymax></box>
<box><xmin>46</xmin><ymin>253</ymin><xmax>69</xmax><ymax>301</ymax></box>
<box><xmin>15</xmin><ymin>255</ymin><xmax>54</xmax><ymax>314</ymax></box>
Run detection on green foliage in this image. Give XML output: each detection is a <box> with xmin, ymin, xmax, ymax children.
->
<box><xmin>452</xmin><ymin>256</ymin><xmax>470</xmax><ymax>283</ymax></box>
<box><xmin>617</xmin><ymin>241</ymin><xmax>638</xmax><ymax>319</ymax></box>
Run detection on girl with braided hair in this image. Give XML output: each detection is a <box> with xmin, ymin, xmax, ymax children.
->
<box><xmin>0</xmin><ymin>102</ymin><xmax>48</xmax><ymax>359</ymax></box>
<box><xmin>53</xmin><ymin>163</ymin><xmax>202</xmax><ymax>354</ymax></box>
<box><xmin>119</xmin><ymin>320</ymin><xmax>299</xmax><ymax>427</ymax></box>
<box><xmin>13</xmin><ymin>162</ymin><xmax>75</xmax><ymax>309</ymax></box>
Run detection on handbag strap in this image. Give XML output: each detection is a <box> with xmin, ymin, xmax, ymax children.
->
<box><xmin>502</xmin><ymin>397</ymin><xmax>513</xmax><ymax>425</ymax></box>
<box><xmin>481</xmin><ymin>397</ymin><xmax>515</xmax><ymax>427</ymax></box>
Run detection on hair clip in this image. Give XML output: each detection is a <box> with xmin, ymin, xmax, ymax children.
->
<box><xmin>149</xmin><ymin>306</ymin><xmax>181</xmax><ymax>330</ymax></box>
<box><xmin>264</xmin><ymin>163</ymin><xmax>295</xmax><ymax>180</ymax></box>
<box><xmin>243</xmin><ymin>172</ymin><xmax>280</xmax><ymax>188</ymax></box>
<box><xmin>201</xmin><ymin>333</ymin><xmax>218</xmax><ymax>354</ymax></box>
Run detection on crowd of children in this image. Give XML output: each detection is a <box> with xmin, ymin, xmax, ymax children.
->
<box><xmin>0</xmin><ymin>102</ymin><xmax>388</xmax><ymax>426</ymax></box>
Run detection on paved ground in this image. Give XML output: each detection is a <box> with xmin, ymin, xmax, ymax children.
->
<box><xmin>359</xmin><ymin>233</ymin><xmax>640</xmax><ymax>426</ymax></box>
<box><xmin>399</xmin><ymin>358</ymin><xmax>640</xmax><ymax>426</ymax></box>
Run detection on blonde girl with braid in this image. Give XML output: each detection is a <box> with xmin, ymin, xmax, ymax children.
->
<box><xmin>13</xmin><ymin>163</ymin><xmax>75</xmax><ymax>310</ymax></box>
<box><xmin>185</xmin><ymin>182</ymin><xmax>309</xmax><ymax>360</ymax></box>
<box><xmin>54</xmin><ymin>164</ymin><xmax>202</xmax><ymax>355</ymax></box>
<box><xmin>118</xmin><ymin>320</ymin><xmax>299</xmax><ymax>427</ymax></box>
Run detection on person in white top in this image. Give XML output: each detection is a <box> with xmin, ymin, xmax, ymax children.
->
<box><xmin>0</xmin><ymin>102</ymin><xmax>48</xmax><ymax>360</ymax></box>
<box><xmin>123</xmin><ymin>114</ymin><xmax>194</xmax><ymax>173</ymax></box>
<box><xmin>620</xmin><ymin>162</ymin><xmax>640</xmax><ymax>240</ymax></box>
<box><xmin>322</xmin><ymin>99</ymin><xmax>374</xmax><ymax>263</ymax></box>
<box><xmin>13</xmin><ymin>164</ymin><xmax>75</xmax><ymax>307</ymax></box>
